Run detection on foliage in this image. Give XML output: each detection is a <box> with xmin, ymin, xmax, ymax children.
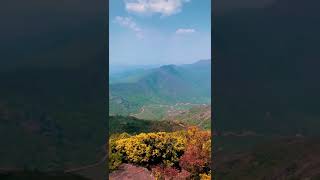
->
<box><xmin>151</xmin><ymin>165</ymin><xmax>180</xmax><ymax>180</ymax></box>
<box><xmin>110</xmin><ymin>131</ymin><xmax>186</xmax><ymax>168</ymax></box>
<box><xmin>179</xmin><ymin>126</ymin><xmax>211</xmax><ymax>176</ymax></box>
<box><xmin>151</xmin><ymin>165</ymin><xmax>192</xmax><ymax>180</ymax></box>
<box><xmin>200</xmin><ymin>172</ymin><xmax>211</xmax><ymax>180</ymax></box>
<box><xmin>108</xmin><ymin>133</ymin><xmax>131</xmax><ymax>171</ymax></box>
<box><xmin>108</xmin><ymin>115</ymin><xmax>183</xmax><ymax>135</ymax></box>
<box><xmin>109</xmin><ymin>127</ymin><xmax>212</xmax><ymax>178</ymax></box>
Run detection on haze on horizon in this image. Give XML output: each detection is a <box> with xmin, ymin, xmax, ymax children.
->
<box><xmin>109</xmin><ymin>0</ymin><xmax>211</xmax><ymax>66</ymax></box>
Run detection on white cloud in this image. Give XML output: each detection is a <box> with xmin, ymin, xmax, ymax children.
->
<box><xmin>124</xmin><ymin>0</ymin><xmax>191</xmax><ymax>16</ymax></box>
<box><xmin>114</xmin><ymin>16</ymin><xmax>144</xmax><ymax>39</ymax></box>
<box><xmin>175</xmin><ymin>28</ymin><xmax>196</xmax><ymax>34</ymax></box>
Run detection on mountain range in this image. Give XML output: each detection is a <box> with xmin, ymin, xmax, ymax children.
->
<box><xmin>109</xmin><ymin>60</ymin><xmax>211</xmax><ymax>116</ymax></box>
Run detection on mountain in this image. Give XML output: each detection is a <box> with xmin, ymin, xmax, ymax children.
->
<box><xmin>214</xmin><ymin>0</ymin><xmax>320</xmax><ymax>136</ymax></box>
<box><xmin>109</xmin><ymin>68</ymin><xmax>151</xmax><ymax>84</ymax></box>
<box><xmin>109</xmin><ymin>64</ymin><xmax>160</xmax><ymax>78</ymax></box>
<box><xmin>109</xmin><ymin>60</ymin><xmax>211</xmax><ymax>115</ymax></box>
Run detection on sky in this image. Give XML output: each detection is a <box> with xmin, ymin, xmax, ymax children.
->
<box><xmin>109</xmin><ymin>0</ymin><xmax>211</xmax><ymax>66</ymax></box>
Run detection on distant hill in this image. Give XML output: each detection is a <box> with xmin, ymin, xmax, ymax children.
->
<box><xmin>110</xmin><ymin>68</ymin><xmax>152</xmax><ymax>84</ymax></box>
<box><xmin>109</xmin><ymin>64</ymin><xmax>160</xmax><ymax>81</ymax></box>
<box><xmin>109</xmin><ymin>60</ymin><xmax>211</xmax><ymax>115</ymax></box>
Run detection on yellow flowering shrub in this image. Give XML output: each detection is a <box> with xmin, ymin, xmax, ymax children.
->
<box><xmin>200</xmin><ymin>172</ymin><xmax>211</xmax><ymax>180</ymax></box>
<box><xmin>109</xmin><ymin>133</ymin><xmax>131</xmax><ymax>170</ymax></box>
<box><xmin>109</xmin><ymin>131</ymin><xmax>187</xmax><ymax>169</ymax></box>
<box><xmin>109</xmin><ymin>127</ymin><xmax>212</xmax><ymax>178</ymax></box>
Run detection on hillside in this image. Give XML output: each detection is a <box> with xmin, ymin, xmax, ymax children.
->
<box><xmin>109</xmin><ymin>60</ymin><xmax>211</xmax><ymax>116</ymax></box>
<box><xmin>109</xmin><ymin>116</ymin><xmax>184</xmax><ymax>135</ymax></box>
<box><xmin>109</xmin><ymin>64</ymin><xmax>160</xmax><ymax>84</ymax></box>
<box><xmin>164</xmin><ymin>105</ymin><xmax>211</xmax><ymax>130</ymax></box>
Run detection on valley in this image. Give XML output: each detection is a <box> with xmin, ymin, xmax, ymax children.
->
<box><xmin>108</xmin><ymin>60</ymin><xmax>212</xmax><ymax>179</ymax></box>
<box><xmin>109</xmin><ymin>60</ymin><xmax>211</xmax><ymax>119</ymax></box>
<box><xmin>130</xmin><ymin>103</ymin><xmax>209</xmax><ymax>121</ymax></box>
<box><xmin>109</xmin><ymin>60</ymin><xmax>212</xmax><ymax>131</ymax></box>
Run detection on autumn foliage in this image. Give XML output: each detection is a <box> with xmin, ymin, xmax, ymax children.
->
<box><xmin>179</xmin><ymin>126</ymin><xmax>211</xmax><ymax>176</ymax></box>
<box><xmin>109</xmin><ymin>126</ymin><xmax>211</xmax><ymax>179</ymax></box>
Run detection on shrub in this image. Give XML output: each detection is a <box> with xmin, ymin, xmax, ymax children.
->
<box><xmin>108</xmin><ymin>127</ymin><xmax>212</xmax><ymax>178</ymax></box>
<box><xmin>151</xmin><ymin>165</ymin><xmax>180</xmax><ymax>180</ymax></box>
<box><xmin>108</xmin><ymin>133</ymin><xmax>131</xmax><ymax>170</ymax></box>
<box><xmin>200</xmin><ymin>172</ymin><xmax>211</xmax><ymax>180</ymax></box>
<box><xmin>110</xmin><ymin>131</ymin><xmax>187</xmax><ymax>168</ymax></box>
<box><xmin>179</xmin><ymin>126</ymin><xmax>211</xmax><ymax>175</ymax></box>
<box><xmin>151</xmin><ymin>165</ymin><xmax>191</xmax><ymax>180</ymax></box>
<box><xmin>109</xmin><ymin>151</ymin><xmax>122</xmax><ymax>171</ymax></box>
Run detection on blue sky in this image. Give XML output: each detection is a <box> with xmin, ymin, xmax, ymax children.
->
<box><xmin>109</xmin><ymin>0</ymin><xmax>211</xmax><ymax>65</ymax></box>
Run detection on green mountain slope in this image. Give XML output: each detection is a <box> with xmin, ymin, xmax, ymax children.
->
<box><xmin>109</xmin><ymin>60</ymin><xmax>211</xmax><ymax>116</ymax></box>
<box><xmin>110</xmin><ymin>68</ymin><xmax>152</xmax><ymax>84</ymax></box>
